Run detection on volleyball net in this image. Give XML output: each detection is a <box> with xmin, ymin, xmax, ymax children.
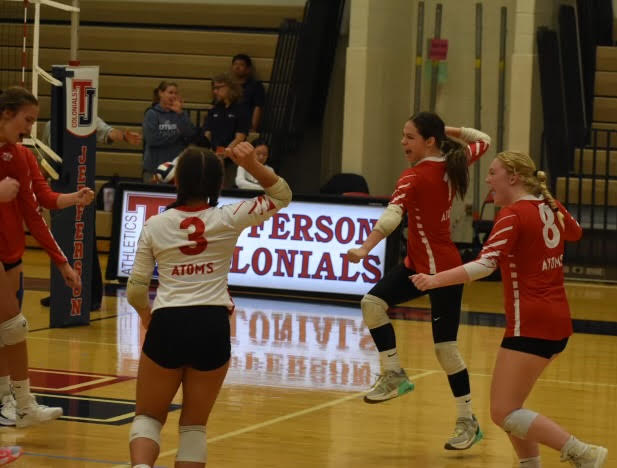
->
<box><xmin>1</xmin><ymin>0</ymin><xmax>79</xmax><ymax>169</ymax></box>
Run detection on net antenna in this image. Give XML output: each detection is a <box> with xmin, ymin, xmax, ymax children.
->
<box><xmin>3</xmin><ymin>0</ymin><xmax>79</xmax><ymax>174</ymax></box>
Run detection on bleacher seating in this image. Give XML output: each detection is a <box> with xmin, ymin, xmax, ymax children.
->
<box><xmin>4</xmin><ymin>1</ymin><xmax>304</xmax><ymax>249</ymax></box>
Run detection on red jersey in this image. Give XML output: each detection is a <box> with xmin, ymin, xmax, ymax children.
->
<box><xmin>472</xmin><ymin>196</ymin><xmax>582</xmax><ymax>339</ymax></box>
<box><xmin>0</xmin><ymin>143</ymin><xmax>66</xmax><ymax>265</ymax></box>
<box><xmin>390</xmin><ymin>136</ymin><xmax>490</xmax><ymax>274</ymax></box>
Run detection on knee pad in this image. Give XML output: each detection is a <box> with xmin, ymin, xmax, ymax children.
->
<box><xmin>0</xmin><ymin>313</ymin><xmax>28</xmax><ymax>347</ymax></box>
<box><xmin>502</xmin><ymin>408</ymin><xmax>538</xmax><ymax>439</ymax></box>
<box><xmin>361</xmin><ymin>294</ymin><xmax>390</xmax><ymax>329</ymax></box>
<box><xmin>176</xmin><ymin>425</ymin><xmax>207</xmax><ymax>463</ymax></box>
<box><xmin>16</xmin><ymin>272</ymin><xmax>23</xmax><ymax>311</ymax></box>
<box><xmin>434</xmin><ymin>341</ymin><xmax>466</xmax><ymax>375</ymax></box>
<box><xmin>129</xmin><ymin>415</ymin><xmax>162</xmax><ymax>446</ymax></box>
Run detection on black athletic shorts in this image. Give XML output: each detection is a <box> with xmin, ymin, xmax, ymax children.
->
<box><xmin>1</xmin><ymin>259</ymin><xmax>22</xmax><ymax>272</ymax></box>
<box><xmin>142</xmin><ymin>305</ymin><xmax>231</xmax><ymax>371</ymax></box>
<box><xmin>501</xmin><ymin>336</ymin><xmax>569</xmax><ymax>359</ymax></box>
<box><xmin>368</xmin><ymin>262</ymin><xmax>464</xmax><ymax>343</ymax></box>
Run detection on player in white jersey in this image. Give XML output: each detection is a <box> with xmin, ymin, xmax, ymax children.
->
<box><xmin>126</xmin><ymin>143</ymin><xmax>292</xmax><ymax>468</ymax></box>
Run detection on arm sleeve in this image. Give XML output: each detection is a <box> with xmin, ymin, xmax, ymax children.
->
<box><xmin>459</xmin><ymin>127</ymin><xmax>491</xmax><ymax>166</ymax></box>
<box><xmin>235</xmin><ymin>166</ymin><xmax>263</xmax><ymax>190</ymax></box>
<box><xmin>17</xmin><ymin>170</ymin><xmax>67</xmax><ymax>265</ymax></box>
<box><xmin>96</xmin><ymin>117</ymin><xmax>114</xmax><ymax>144</ymax></box>
<box><xmin>25</xmin><ymin>147</ymin><xmax>60</xmax><ymax>209</ymax></box>
<box><xmin>556</xmin><ymin>200</ymin><xmax>583</xmax><ymax>242</ymax></box>
<box><xmin>221</xmin><ymin>176</ymin><xmax>292</xmax><ymax>231</ymax></box>
<box><xmin>127</xmin><ymin>222</ymin><xmax>155</xmax><ymax>310</ymax></box>
<box><xmin>374</xmin><ymin>203</ymin><xmax>404</xmax><ymax>236</ymax></box>
<box><xmin>465</xmin><ymin>208</ymin><xmax>520</xmax><ymax>274</ymax></box>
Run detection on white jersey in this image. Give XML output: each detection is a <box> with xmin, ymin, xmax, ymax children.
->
<box><xmin>131</xmin><ymin>177</ymin><xmax>291</xmax><ymax>311</ymax></box>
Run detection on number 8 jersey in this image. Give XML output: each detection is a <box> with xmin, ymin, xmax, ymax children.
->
<box><xmin>471</xmin><ymin>195</ymin><xmax>582</xmax><ymax>340</ymax></box>
<box><xmin>131</xmin><ymin>177</ymin><xmax>292</xmax><ymax>312</ymax></box>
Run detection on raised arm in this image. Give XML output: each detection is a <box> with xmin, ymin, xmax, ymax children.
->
<box><xmin>556</xmin><ymin>201</ymin><xmax>583</xmax><ymax>242</ymax></box>
<box><xmin>445</xmin><ymin>126</ymin><xmax>491</xmax><ymax>166</ymax></box>
<box><xmin>221</xmin><ymin>142</ymin><xmax>291</xmax><ymax>230</ymax></box>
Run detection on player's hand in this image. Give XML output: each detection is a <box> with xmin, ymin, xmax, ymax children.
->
<box><xmin>410</xmin><ymin>273</ymin><xmax>438</xmax><ymax>291</ymax></box>
<box><xmin>74</xmin><ymin>187</ymin><xmax>95</xmax><ymax>206</ymax></box>
<box><xmin>230</xmin><ymin>142</ymin><xmax>256</xmax><ymax>167</ymax></box>
<box><xmin>347</xmin><ymin>247</ymin><xmax>368</xmax><ymax>263</ymax></box>
<box><xmin>0</xmin><ymin>177</ymin><xmax>20</xmax><ymax>202</ymax></box>
<box><xmin>58</xmin><ymin>262</ymin><xmax>81</xmax><ymax>290</ymax></box>
<box><xmin>124</xmin><ymin>131</ymin><xmax>142</xmax><ymax>146</ymax></box>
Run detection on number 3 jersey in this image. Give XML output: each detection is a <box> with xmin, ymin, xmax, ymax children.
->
<box><xmin>131</xmin><ymin>177</ymin><xmax>292</xmax><ymax>312</ymax></box>
<box><xmin>470</xmin><ymin>196</ymin><xmax>582</xmax><ymax>340</ymax></box>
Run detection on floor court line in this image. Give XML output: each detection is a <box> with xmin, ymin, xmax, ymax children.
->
<box><xmin>21</xmin><ymin>452</ymin><xmax>144</xmax><ymax>465</ymax></box>
<box><xmin>110</xmin><ymin>370</ymin><xmax>440</xmax><ymax>467</ymax></box>
<box><xmin>403</xmin><ymin>368</ymin><xmax>617</xmax><ymax>389</ymax></box>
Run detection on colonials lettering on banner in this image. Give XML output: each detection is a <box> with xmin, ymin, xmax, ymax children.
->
<box><xmin>230</xmin><ymin>213</ymin><xmax>382</xmax><ymax>283</ymax></box>
<box><xmin>71</xmin><ymin>146</ymin><xmax>88</xmax><ymax>316</ymax></box>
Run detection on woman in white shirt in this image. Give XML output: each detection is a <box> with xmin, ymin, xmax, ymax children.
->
<box><xmin>235</xmin><ymin>138</ymin><xmax>272</xmax><ymax>190</ymax></box>
<box><xmin>126</xmin><ymin>142</ymin><xmax>292</xmax><ymax>468</ymax></box>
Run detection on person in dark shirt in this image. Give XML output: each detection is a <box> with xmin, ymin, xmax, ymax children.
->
<box><xmin>143</xmin><ymin>81</ymin><xmax>196</xmax><ymax>183</ymax></box>
<box><xmin>231</xmin><ymin>54</ymin><xmax>266</xmax><ymax>132</ymax></box>
<box><xmin>200</xmin><ymin>73</ymin><xmax>250</xmax><ymax>187</ymax></box>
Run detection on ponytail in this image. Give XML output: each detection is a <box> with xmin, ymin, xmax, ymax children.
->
<box><xmin>442</xmin><ymin>137</ymin><xmax>469</xmax><ymax>199</ymax></box>
<box><xmin>535</xmin><ymin>170</ymin><xmax>564</xmax><ymax>229</ymax></box>
<box><xmin>166</xmin><ymin>146</ymin><xmax>222</xmax><ymax>210</ymax></box>
<box><xmin>409</xmin><ymin>111</ymin><xmax>469</xmax><ymax>199</ymax></box>
<box><xmin>495</xmin><ymin>151</ymin><xmax>565</xmax><ymax>229</ymax></box>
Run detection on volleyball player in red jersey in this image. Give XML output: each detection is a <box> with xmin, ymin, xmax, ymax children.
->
<box><xmin>412</xmin><ymin>151</ymin><xmax>607</xmax><ymax>467</ymax></box>
<box><xmin>347</xmin><ymin>111</ymin><xmax>490</xmax><ymax>450</ymax></box>
<box><xmin>0</xmin><ymin>86</ymin><xmax>84</xmax><ymax>428</ymax></box>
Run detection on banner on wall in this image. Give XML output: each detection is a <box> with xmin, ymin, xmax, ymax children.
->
<box><xmin>107</xmin><ymin>184</ymin><xmax>400</xmax><ymax>299</ymax></box>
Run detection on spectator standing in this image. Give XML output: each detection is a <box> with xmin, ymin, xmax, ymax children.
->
<box><xmin>199</xmin><ymin>73</ymin><xmax>250</xmax><ymax>188</ymax></box>
<box><xmin>231</xmin><ymin>53</ymin><xmax>266</xmax><ymax>132</ymax></box>
<box><xmin>143</xmin><ymin>81</ymin><xmax>196</xmax><ymax>183</ymax></box>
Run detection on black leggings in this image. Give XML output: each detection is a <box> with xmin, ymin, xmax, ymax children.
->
<box><xmin>368</xmin><ymin>263</ymin><xmax>463</xmax><ymax>344</ymax></box>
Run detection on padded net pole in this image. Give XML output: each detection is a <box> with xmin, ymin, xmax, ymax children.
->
<box><xmin>20</xmin><ymin>0</ymin><xmax>28</xmax><ymax>87</ymax></box>
<box><xmin>69</xmin><ymin>0</ymin><xmax>78</xmax><ymax>63</ymax></box>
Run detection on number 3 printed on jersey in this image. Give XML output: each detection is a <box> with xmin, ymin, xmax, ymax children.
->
<box><xmin>539</xmin><ymin>204</ymin><xmax>560</xmax><ymax>248</ymax></box>
<box><xmin>179</xmin><ymin>217</ymin><xmax>208</xmax><ymax>255</ymax></box>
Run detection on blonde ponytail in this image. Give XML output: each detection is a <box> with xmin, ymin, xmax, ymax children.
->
<box><xmin>535</xmin><ymin>170</ymin><xmax>564</xmax><ymax>229</ymax></box>
<box><xmin>496</xmin><ymin>152</ymin><xmax>565</xmax><ymax>229</ymax></box>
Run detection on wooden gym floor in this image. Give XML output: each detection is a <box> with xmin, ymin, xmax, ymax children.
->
<box><xmin>2</xmin><ymin>249</ymin><xmax>616</xmax><ymax>467</ymax></box>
